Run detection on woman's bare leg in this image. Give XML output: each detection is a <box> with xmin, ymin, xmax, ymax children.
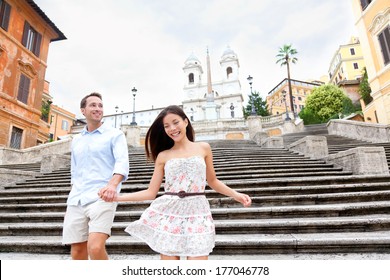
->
<box><xmin>161</xmin><ymin>254</ymin><xmax>180</xmax><ymax>260</ymax></box>
<box><xmin>187</xmin><ymin>256</ymin><xmax>208</xmax><ymax>260</ymax></box>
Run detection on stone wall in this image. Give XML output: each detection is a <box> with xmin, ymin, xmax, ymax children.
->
<box><xmin>327</xmin><ymin>119</ymin><xmax>390</xmax><ymax>143</ymax></box>
<box><xmin>0</xmin><ymin>137</ymin><xmax>72</xmax><ymax>165</ymax></box>
<box><xmin>326</xmin><ymin>147</ymin><xmax>389</xmax><ymax>175</ymax></box>
<box><xmin>288</xmin><ymin>136</ymin><xmax>328</xmax><ymax>159</ymax></box>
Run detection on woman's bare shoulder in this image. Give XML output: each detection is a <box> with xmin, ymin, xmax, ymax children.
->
<box><xmin>196</xmin><ymin>141</ymin><xmax>211</xmax><ymax>149</ymax></box>
<box><xmin>156</xmin><ymin>150</ymin><xmax>170</xmax><ymax>164</ymax></box>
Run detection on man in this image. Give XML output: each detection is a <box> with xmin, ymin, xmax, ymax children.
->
<box><xmin>62</xmin><ymin>92</ymin><xmax>129</xmax><ymax>260</ymax></box>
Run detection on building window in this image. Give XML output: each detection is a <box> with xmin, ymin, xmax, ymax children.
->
<box><xmin>61</xmin><ymin>120</ymin><xmax>69</xmax><ymax>131</ymax></box>
<box><xmin>0</xmin><ymin>0</ymin><xmax>11</xmax><ymax>31</ymax></box>
<box><xmin>350</xmin><ymin>48</ymin><xmax>355</xmax><ymax>55</ymax></box>
<box><xmin>360</xmin><ymin>0</ymin><xmax>372</xmax><ymax>11</ymax></box>
<box><xmin>21</xmin><ymin>21</ymin><xmax>42</xmax><ymax>57</ymax></box>
<box><xmin>188</xmin><ymin>73</ymin><xmax>194</xmax><ymax>84</ymax></box>
<box><xmin>10</xmin><ymin>126</ymin><xmax>23</xmax><ymax>149</ymax></box>
<box><xmin>353</xmin><ymin>63</ymin><xmax>359</xmax><ymax>69</ymax></box>
<box><xmin>17</xmin><ymin>73</ymin><xmax>30</xmax><ymax>104</ymax></box>
<box><xmin>226</xmin><ymin>67</ymin><xmax>233</xmax><ymax>78</ymax></box>
<box><xmin>378</xmin><ymin>26</ymin><xmax>390</xmax><ymax>66</ymax></box>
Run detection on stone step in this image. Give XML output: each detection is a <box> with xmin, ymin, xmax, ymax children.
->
<box><xmin>24</xmin><ymin>163</ymin><xmax>339</xmax><ymax>182</ymax></box>
<box><xmin>2</xmin><ymin>188</ymin><xmax>390</xmax><ymax>209</ymax></box>
<box><xmin>0</xmin><ymin>182</ymin><xmax>390</xmax><ymax>203</ymax></box>
<box><xmin>1</xmin><ymin>201</ymin><xmax>389</xmax><ymax>219</ymax></box>
<box><xmin>2</xmin><ymin>175</ymin><xmax>390</xmax><ymax>196</ymax></box>
<box><xmin>7</xmin><ymin>170</ymin><xmax>355</xmax><ymax>188</ymax></box>
<box><xmin>1</xmin><ymin>231</ymin><xmax>390</xmax><ymax>255</ymax></box>
<box><xmin>19</xmin><ymin>163</ymin><xmax>341</xmax><ymax>183</ymax></box>
<box><xmin>2</xmin><ymin>215</ymin><xmax>390</xmax><ymax>236</ymax></box>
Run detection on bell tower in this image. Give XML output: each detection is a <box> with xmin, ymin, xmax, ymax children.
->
<box><xmin>183</xmin><ymin>53</ymin><xmax>203</xmax><ymax>99</ymax></box>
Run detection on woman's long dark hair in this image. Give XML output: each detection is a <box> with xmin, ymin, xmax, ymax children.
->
<box><xmin>145</xmin><ymin>105</ymin><xmax>195</xmax><ymax>162</ymax></box>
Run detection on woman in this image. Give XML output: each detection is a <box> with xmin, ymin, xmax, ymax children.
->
<box><xmin>101</xmin><ymin>105</ymin><xmax>251</xmax><ymax>260</ymax></box>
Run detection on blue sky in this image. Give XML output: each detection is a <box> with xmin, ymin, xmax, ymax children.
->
<box><xmin>35</xmin><ymin>0</ymin><xmax>358</xmax><ymax>118</ymax></box>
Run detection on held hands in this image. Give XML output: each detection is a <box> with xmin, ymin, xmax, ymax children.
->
<box><xmin>98</xmin><ymin>185</ymin><xmax>118</xmax><ymax>202</ymax></box>
<box><xmin>233</xmin><ymin>192</ymin><xmax>252</xmax><ymax>207</ymax></box>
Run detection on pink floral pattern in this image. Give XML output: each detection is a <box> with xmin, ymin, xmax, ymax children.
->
<box><xmin>125</xmin><ymin>156</ymin><xmax>215</xmax><ymax>256</ymax></box>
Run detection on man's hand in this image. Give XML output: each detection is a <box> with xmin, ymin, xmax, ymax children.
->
<box><xmin>98</xmin><ymin>184</ymin><xmax>117</xmax><ymax>202</ymax></box>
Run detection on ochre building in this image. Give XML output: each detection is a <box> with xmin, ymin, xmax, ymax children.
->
<box><xmin>0</xmin><ymin>0</ymin><xmax>66</xmax><ymax>148</ymax></box>
<box><xmin>351</xmin><ymin>0</ymin><xmax>390</xmax><ymax>124</ymax></box>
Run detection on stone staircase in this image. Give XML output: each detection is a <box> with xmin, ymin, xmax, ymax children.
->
<box><xmin>1</xmin><ymin>134</ymin><xmax>390</xmax><ymax>257</ymax></box>
<box><xmin>283</xmin><ymin>124</ymin><xmax>390</xmax><ymax>170</ymax></box>
<box><xmin>0</xmin><ymin>162</ymin><xmax>41</xmax><ymax>172</ymax></box>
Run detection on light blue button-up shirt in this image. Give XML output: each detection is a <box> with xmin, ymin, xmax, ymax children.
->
<box><xmin>67</xmin><ymin>122</ymin><xmax>129</xmax><ymax>206</ymax></box>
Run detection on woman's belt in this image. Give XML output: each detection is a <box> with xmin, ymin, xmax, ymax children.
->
<box><xmin>165</xmin><ymin>191</ymin><xmax>205</xmax><ymax>198</ymax></box>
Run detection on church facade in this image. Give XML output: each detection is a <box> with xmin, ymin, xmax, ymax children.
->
<box><xmin>75</xmin><ymin>46</ymin><xmax>249</xmax><ymax>142</ymax></box>
<box><xmin>182</xmin><ymin>46</ymin><xmax>245</xmax><ymax>122</ymax></box>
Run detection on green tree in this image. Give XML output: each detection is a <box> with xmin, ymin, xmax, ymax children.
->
<box><xmin>303</xmin><ymin>84</ymin><xmax>354</xmax><ymax>123</ymax></box>
<box><xmin>298</xmin><ymin>107</ymin><xmax>322</xmax><ymax>125</ymax></box>
<box><xmin>243</xmin><ymin>90</ymin><xmax>269</xmax><ymax>118</ymax></box>
<box><xmin>41</xmin><ymin>100</ymin><xmax>52</xmax><ymax>122</ymax></box>
<box><xmin>276</xmin><ymin>44</ymin><xmax>298</xmax><ymax>116</ymax></box>
<box><xmin>358</xmin><ymin>67</ymin><xmax>373</xmax><ymax>105</ymax></box>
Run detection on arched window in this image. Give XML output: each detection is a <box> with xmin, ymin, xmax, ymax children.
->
<box><xmin>226</xmin><ymin>67</ymin><xmax>233</xmax><ymax>78</ymax></box>
<box><xmin>188</xmin><ymin>73</ymin><xmax>194</xmax><ymax>84</ymax></box>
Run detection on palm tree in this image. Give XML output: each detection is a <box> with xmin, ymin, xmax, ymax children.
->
<box><xmin>276</xmin><ymin>44</ymin><xmax>298</xmax><ymax>116</ymax></box>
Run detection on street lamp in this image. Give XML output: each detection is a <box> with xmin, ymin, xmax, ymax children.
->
<box><xmin>247</xmin><ymin>75</ymin><xmax>256</xmax><ymax>116</ymax></box>
<box><xmin>114</xmin><ymin>105</ymin><xmax>119</xmax><ymax>128</ymax></box>
<box><xmin>130</xmin><ymin>87</ymin><xmax>137</xmax><ymax>126</ymax></box>
<box><xmin>282</xmin><ymin>90</ymin><xmax>291</xmax><ymax>121</ymax></box>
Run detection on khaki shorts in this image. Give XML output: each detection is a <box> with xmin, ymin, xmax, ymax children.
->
<box><xmin>62</xmin><ymin>199</ymin><xmax>118</xmax><ymax>245</ymax></box>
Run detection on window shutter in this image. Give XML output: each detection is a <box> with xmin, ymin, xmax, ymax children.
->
<box><xmin>378</xmin><ymin>28</ymin><xmax>390</xmax><ymax>65</ymax></box>
<box><xmin>17</xmin><ymin>74</ymin><xmax>30</xmax><ymax>104</ymax></box>
<box><xmin>17</xmin><ymin>74</ymin><xmax>26</xmax><ymax>102</ymax></box>
<box><xmin>0</xmin><ymin>1</ymin><xmax>11</xmax><ymax>31</ymax></box>
<box><xmin>22</xmin><ymin>21</ymin><xmax>30</xmax><ymax>47</ymax></box>
<box><xmin>33</xmin><ymin>32</ymin><xmax>42</xmax><ymax>57</ymax></box>
<box><xmin>22</xmin><ymin>75</ymin><xmax>30</xmax><ymax>104</ymax></box>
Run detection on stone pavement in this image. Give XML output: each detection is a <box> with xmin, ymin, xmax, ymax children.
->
<box><xmin>1</xmin><ymin>252</ymin><xmax>390</xmax><ymax>260</ymax></box>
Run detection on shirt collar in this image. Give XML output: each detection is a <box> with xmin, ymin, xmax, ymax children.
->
<box><xmin>81</xmin><ymin>122</ymin><xmax>107</xmax><ymax>135</ymax></box>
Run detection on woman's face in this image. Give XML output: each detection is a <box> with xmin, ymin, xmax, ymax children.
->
<box><xmin>163</xmin><ymin>113</ymin><xmax>188</xmax><ymax>142</ymax></box>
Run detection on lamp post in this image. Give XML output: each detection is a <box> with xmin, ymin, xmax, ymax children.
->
<box><xmin>130</xmin><ymin>87</ymin><xmax>137</xmax><ymax>126</ymax></box>
<box><xmin>114</xmin><ymin>105</ymin><xmax>119</xmax><ymax>128</ymax></box>
<box><xmin>247</xmin><ymin>75</ymin><xmax>256</xmax><ymax>116</ymax></box>
<box><xmin>282</xmin><ymin>90</ymin><xmax>291</xmax><ymax>121</ymax></box>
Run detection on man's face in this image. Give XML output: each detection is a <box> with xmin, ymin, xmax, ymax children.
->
<box><xmin>81</xmin><ymin>96</ymin><xmax>103</xmax><ymax>123</ymax></box>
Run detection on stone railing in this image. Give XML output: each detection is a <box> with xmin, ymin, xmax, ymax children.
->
<box><xmin>327</xmin><ymin>119</ymin><xmax>390</xmax><ymax>143</ymax></box>
<box><xmin>326</xmin><ymin>146</ymin><xmax>389</xmax><ymax>175</ymax></box>
<box><xmin>0</xmin><ymin>137</ymin><xmax>72</xmax><ymax>165</ymax></box>
<box><xmin>287</xmin><ymin>135</ymin><xmax>389</xmax><ymax>175</ymax></box>
<box><xmin>288</xmin><ymin>136</ymin><xmax>328</xmax><ymax>159</ymax></box>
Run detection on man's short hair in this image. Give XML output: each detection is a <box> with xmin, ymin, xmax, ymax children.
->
<box><xmin>80</xmin><ymin>92</ymin><xmax>102</xmax><ymax>108</ymax></box>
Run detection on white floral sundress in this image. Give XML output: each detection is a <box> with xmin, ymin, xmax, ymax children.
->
<box><xmin>124</xmin><ymin>156</ymin><xmax>215</xmax><ymax>256</ymax></box>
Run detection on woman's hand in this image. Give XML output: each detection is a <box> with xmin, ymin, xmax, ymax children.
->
<box><xmin>233</xmin><ymin>192</ymin><xmax>252</xmax><ymax>207</ymax></box>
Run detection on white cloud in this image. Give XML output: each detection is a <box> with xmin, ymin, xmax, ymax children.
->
<box><xmin>36</xmin><ymin>0</ymin><xmax>358</xmax><ymax>118</ymax></box>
